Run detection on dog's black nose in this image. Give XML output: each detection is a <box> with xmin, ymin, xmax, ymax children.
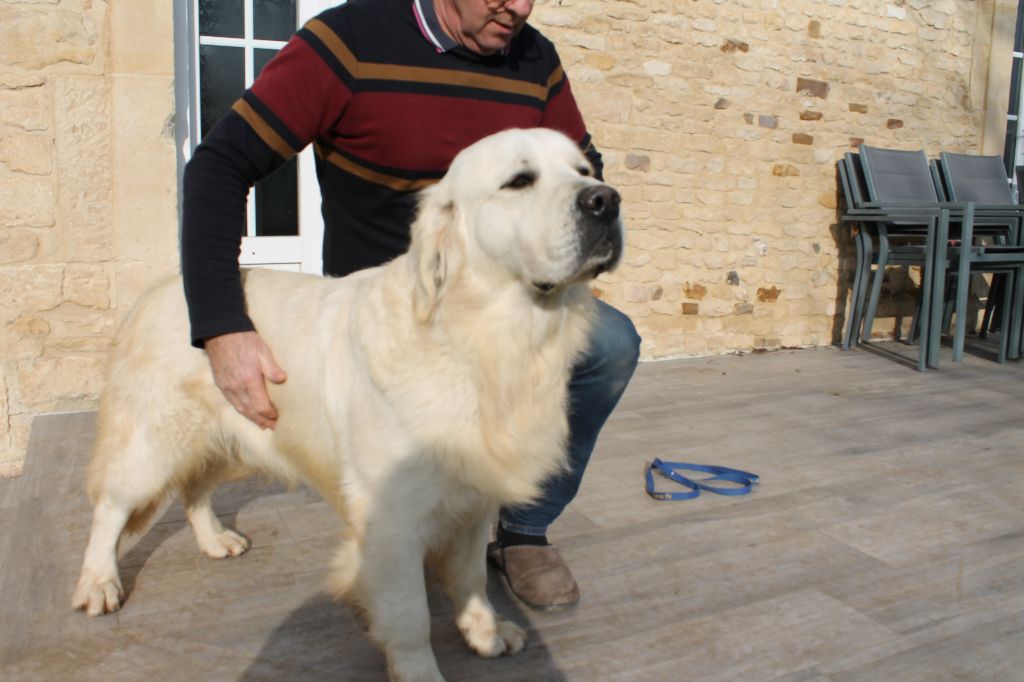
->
<box><xmin>577</xmin><ymin>185</ymin><xmax>620</xmax><ymax>220</ymax></box>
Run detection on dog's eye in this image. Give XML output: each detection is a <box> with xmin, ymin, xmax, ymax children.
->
<box><xmin>578</xmin><ymin>166</ymin><xmax>591</xmax><ymax>177</ymax></box>
<box><xmin>502</xmin><ymin>172</ymin><xmax>536</xmax><ymax>190</ymax></box>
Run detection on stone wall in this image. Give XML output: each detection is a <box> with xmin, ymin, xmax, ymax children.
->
<box><xmin>0</xmin><ymin>0</ymin><xmax>1014</xmax><ymax>474</ymax></box>
<box><xmin>536</xmin><ymin>0</ymin><xmax>1004</xmax><ymax>356</ymax></box>
<box><xmin>0</xmin><ymin>0</ymin><xmax>178</xmax><ymax>476</ymax></box>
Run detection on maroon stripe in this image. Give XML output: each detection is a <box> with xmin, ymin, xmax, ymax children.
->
<box><xmin>249</xmin><ymin>36</ymin><xmax>353</xmax><ymax>145</ymax></box>
<box><xmin>540</xmin><ymin>77</ymin><xmax>587</xmax><ymax>145</ymax></box>
<box><xmin>328</xmin><ymin>93</ymin><xmax>546</xmax><ymax>172</ymax></box>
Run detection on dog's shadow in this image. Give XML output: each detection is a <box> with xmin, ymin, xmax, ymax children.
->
<box><xmin>113</xmin><ymin>478</ymin><xmax>568</xmax><ymax>681</ymax></box>
<box><xmin>115</xmin><ymin>477</ymin><xmax>293</xmax><ymax>601</ymax></box>
<box><xmin>237</xmin><ymin>568</ymin><xmax>569</xmax><ymax>682</ymax></box>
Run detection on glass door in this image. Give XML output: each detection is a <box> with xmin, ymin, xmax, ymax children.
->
<box><xmin>189</xmin><ymin>0</ymin><xmax>338</xmax><ymax>272</ymax></box>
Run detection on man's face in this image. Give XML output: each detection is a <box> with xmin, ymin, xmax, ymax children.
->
<box><xmin>450</xmin><ymin>0</ymin><xmax>534</xmax><ymax>55</ymax></box>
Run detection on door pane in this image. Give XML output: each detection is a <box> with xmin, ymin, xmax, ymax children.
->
<box><xmin>254</xmin><ymin>46</ymin><xmax>279</xmax><ymax>78</ymax></box>
<box><xmin>254</xmin><ymin>0</ymin><xmax>297</xmax><ymax>42</ymax></box>
<box><xmin>256</xmin><ymin>158</ymin><xmax>299</xmax><ymax>236</ymax></box>
<box><xmin>253</xmin><ymin>46</ymin><xmax>299</xmax><ymax>237</ymax></box>
<box><xmin>199</xmin><ymin>44</ymin><xmax>245</xmax><ymax>137</ymax></box>
<box><xmin>199</xmin><ymin>0</ymin><xmax>244</xmax><ymax>38</ymax></box>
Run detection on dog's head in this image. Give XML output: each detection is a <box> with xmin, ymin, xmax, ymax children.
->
<box><xmin>410</xmin><ymin>128</ymin><xmax>624</xmax><ymax>320</ymax></box>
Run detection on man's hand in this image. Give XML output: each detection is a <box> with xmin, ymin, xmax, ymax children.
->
<box><xmin>204</xmin><ymin>331</ymin><xmax>287</xmax><ymax>430</ymax></box>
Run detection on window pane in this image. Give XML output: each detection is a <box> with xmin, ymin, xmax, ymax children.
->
<box><xmin>199</xmin><ymin>0</ymin><xmax>244</xmax><ymax>38</ymax></box>
<box><xmin>199</xmin><ymin>45</ymin><xmax>245</xmax><ymax>138</ymax></box>
<box><xmin>253</xmin><ymin>47</ymin><xmax>279</xmax><ymax>79</ymax></box>
<box><xmin>254</xmin><ymin>0</ymin><xmax>297</xmax><ymax>42</ymax></box>
<box><xmin>256</xmin><ymin>157</ymin><xmax>299</xmax><ymax>236</ymax></box>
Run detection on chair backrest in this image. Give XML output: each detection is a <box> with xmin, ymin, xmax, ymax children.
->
<box><xmin>840</xmin><ymin>152</ymin><xmax>867</xmax><ymax>210</ymax></box>
<box><xmin>858</xmin><ymin>144</ymin><xmax>939</xmax><ymax>202</ymax></box>
<box><xmin>929</xmin><ymin>159</ymin><xmax>949</xmax><ymax>201</ymax></box>
<box><xmin>939</xmin><ymin>152</ymin><xmax>1013</xmax><ymax>204</ymax></box>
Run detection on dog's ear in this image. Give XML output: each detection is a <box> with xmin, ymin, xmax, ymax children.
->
<box><xmin>411</xmin><ymin>185</ymin><xmax>462</xmax><ymax>322</ymax></box>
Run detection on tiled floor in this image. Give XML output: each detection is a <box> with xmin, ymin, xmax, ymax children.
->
<box><xmin>4</xmin><ymin>343</ymin><xmax>1024</xmax><ymax>681</ymax></box>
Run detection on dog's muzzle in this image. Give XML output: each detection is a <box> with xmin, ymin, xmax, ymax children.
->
<box><xmin>532</xmin><ymin>184</ymin><xmax>625</xmax><ymax>294</ymax></box>
<box><xmin>576</xmin><ymin>184</ymin><xmax>623</xmax><ymax>273</ymax></box>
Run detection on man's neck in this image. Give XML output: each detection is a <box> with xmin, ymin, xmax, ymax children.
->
<box><xmin>431</xmin><ymin>0</ymin><xmax>499</xmax><ymax>56</ymax></box>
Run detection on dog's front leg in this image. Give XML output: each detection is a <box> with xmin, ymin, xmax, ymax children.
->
<box><xmin>442</xmin><ymin>514</ymin><xmax>527</xmax><ymax>658</ymax></box>
<box><xmin>355</xmin><ymin>525</ymin><xmax>446</xmax><ymax>682</ymax></box>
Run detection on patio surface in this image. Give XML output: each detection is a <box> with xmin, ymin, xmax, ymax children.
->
<box><xmin>3</xmin><ymin>343</ymin><xmax>1024</xmax><ymax>681</ymax></box>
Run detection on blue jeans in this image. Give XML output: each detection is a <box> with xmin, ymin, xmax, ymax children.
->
<box><xmin>499</xmin><ymin>299</ymin><xmax>641</xmax><ymax>536</ymax></box>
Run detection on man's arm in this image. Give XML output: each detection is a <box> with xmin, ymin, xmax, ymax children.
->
<box><xmin>181</xmin><ymin>16</ymin><xmax>352</xmax><ymax>426</ymax></box>
<box><xmin>539</xmin><ymin>62</ymin><xmax>604</xmax><ymax>181</ymax></box>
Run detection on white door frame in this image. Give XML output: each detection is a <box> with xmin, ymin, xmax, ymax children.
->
<box><xmin>179</xmin><ymin>0</ymin><xmax>339</xmax><ymax>273</ymax></box>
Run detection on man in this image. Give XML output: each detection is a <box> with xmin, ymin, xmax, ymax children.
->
<box><xmin>182</xmin><ymin>0</ymin><xmax>640</xmax><ymax>611</ymax></box>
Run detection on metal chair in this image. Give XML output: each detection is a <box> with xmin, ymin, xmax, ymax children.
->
<box><xmin>935</xmin><ymin>152</ymin><xmax>1024</xmax><ymax>359</ymax></box>
<box><xmin>838</xmin><ymin>150</ymin><xmax>952</xmax><ymax>370</ymax></box>
<box><xmin>856</xmin><ymin>144</ymin><xmax>1024</xmax><ymax>365</ymax></box>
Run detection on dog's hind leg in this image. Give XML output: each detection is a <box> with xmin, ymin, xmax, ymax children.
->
<box><xmin>180</xmin><ymin>464</ymin><xmax>250</xmax><ymax>559</ymax></box>
<box><xmin>72</xmin><ymin>494</ymin><xmax>133</xmax><ymax>615</ymax></box>
<box><xmin>440</xmin><ymin>514</ymin><xmax>526</xmax><ymax>658</ymax></box>
<box><xmin>73</xmin><ymin>422</ymin><xmax>182</xmax><ymax>615</ymax></box>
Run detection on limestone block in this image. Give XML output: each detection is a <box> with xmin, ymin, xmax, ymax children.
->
<box><xmin>0</xmin><ymin>265</ymin><xmax>63</xmax><ymax>323</ymax></box>
<box><xmin>0</xmin><ymin>77</ymin><xmax>50</xmax><ymax>131</ymax></box>
<box><xmin>8</xmin><ymin>315</ymin><xmax>51</xmax><ymax>340</ymax></box>
<box><xmin>0</xmin><ymin>372</ymin><xmax>7</xmax><ymax>448</ymax></box>
<box><xmin>115</xmin><ymin>260</ymin><xmax>177</xmax><ymax>312</ymax></box>
<box><xmin>576</xmin><ymin>85</ymin><xmax>633</xmax><ymax>125</ymax></box>
<box><xmin>0</xmin><ymin>174</ymin><xmax>56</xmax><ymax>227</ymax></box>
<box><xmin>0</xmin><ymin>230</ymin><xmax>41</xmax><ymax>265</ymax></box>
<box><xmin>112</xmin><ymin>74</ymin><xmax>178</xmax><ymax>264</ymax></box>
<box><xmin>4</xmin><ymin>415</ymin><xmax>34</xmax><ymax>474</ymax></box>
<box><xmin>16</xmin><ymin>355</ymin><xmax>104</xmax><ymax>409</ymax></box>
<box><xmin>110</xmin><ymin>0</ymin><xmax>174</xmax><ymax>75</ymax></box>
<box><xmin>0</xmin><ymin>6</ymin><xmax>100</xmax><ymax>70</ymax></box>
<box><xmin>53</xmin><ymin>75</ymin><xmax>113</xmax><ymax>262</ymax></box>
<box><xmin>643</xmin><ymin>60</ymin><xmax>672</xmax><ymax>77</ymax></box>
<box><xmin>0</xmin><ymin>132</ymin><xmax>54</xmax><ymax>175</ymax></box>
<box><xmin>64</xmin><ymin>264</ymin><xmax>111</xmax><ymax>309</ymax></box>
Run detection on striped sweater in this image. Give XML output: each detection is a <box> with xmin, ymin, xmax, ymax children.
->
<box><xmin>181</xmin><ymin>0</ymin><xmax>602</xmax><ymax>346</ymax></box>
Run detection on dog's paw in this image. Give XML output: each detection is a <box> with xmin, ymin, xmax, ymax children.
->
<box><xmin>496</xmin><ymin>620</ymin><xmax>527</xmax><ymax>655</ymax></box>
<box><xmin>197</xmin><ymin>528</ymin><xmax>251</xmax><ymax>559</ymax></box>
<box><xmin>72</xmin><ymin>574</ymin><xmax>123</xmax><ymax>616</ymax></box>
<box><xmin>459</xmin><ymin>616</ymin><xmax>526</xmax><ymax>658</ymax></box>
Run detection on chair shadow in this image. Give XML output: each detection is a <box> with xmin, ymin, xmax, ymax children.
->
<box><xmin>829</xmin><ymin>217</ymin><xmax>920</xmax><ymax>349</ymax></box>
<box><xmin>829</xmin><ymin>218</ymin><xmax>857</xmax><ymax>347</ymax></box>
<box><xmin>854</xmin><ymin>341</ymin><xmax>923</xmax><ymax>371</ymax></box>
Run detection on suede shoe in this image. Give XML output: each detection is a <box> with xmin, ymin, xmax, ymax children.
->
<box><xmin>487</xmin><ymin>543</ymin><xmax>580</xmax><ymax>611</ymax></box>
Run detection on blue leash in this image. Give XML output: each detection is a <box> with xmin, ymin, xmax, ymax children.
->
<box><xmin>645</xmin><ymin>458</ymin><xmax>759</xmax><ymax>501</ymax></box>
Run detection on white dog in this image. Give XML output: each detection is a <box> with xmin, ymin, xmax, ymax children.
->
<box><xmin>72</xmin><ymin>128</ymin><xmax>623</xmax><ymax>682</ymax></box>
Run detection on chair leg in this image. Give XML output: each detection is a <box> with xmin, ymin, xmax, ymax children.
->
<box><xmin>996</xmin><ymin>270</ymin><xmax>1012</xmax><ymax>364</ymax></box>
<box><xmin>862</xmin><ymin>232</ymin><xmax>889</xmax><ymax>344</ymax></box>
<box><xmin>1009</xmin><ymin>268</ymin><xmax>1024</xmax><ymax>361</ymax></box>
<box><xmin>926</xmin><ymin>213</ymin><xmax>950</xmax><ymax>370</ymax></box>
<box><xmin>980</xmin><ymin>273</ymin><xmax>1002</xmax><ymax>338</ymax></box>
<box><xmin>951</xmin><ymin>263</ymin><xmax>972</xmax><ymax>364</ymax></box>
<box><xmin>843</xmin><ymin>227</ymin><xmax>868</xmax><ymax>350</ymax></box>
<box><xmin>942</xmin><ymin>273</ymin><xmax>955</xmax><ymax>335</ymax></box>
<box><xmin>908</xmin><ymin>288</ymin><xmax>921</xmax><ymax>345</ymax></box>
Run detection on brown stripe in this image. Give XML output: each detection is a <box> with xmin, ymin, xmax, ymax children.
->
<box><xmin>360</xmin><ymin>63</ymin><xmax>548</xmax><ymax>100</ymax></box>
<box><xmin>321</xmin><ymin>148</ymin><xmax>438</xmax><ymax>192</ymax></box>
<box><xmin>546</xmin><ymin>65</ymin><xmax>564</xmax><ymax>92</ymax></box>
<box><xmin>304</xmin><ymin>18</ymin><xmax>359</xmax><ymax>77</ymax></box>
<box><xmin>231</xmin><ymin>99</ymin><xmax>294</xmax><ymax>159</ymax></box>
